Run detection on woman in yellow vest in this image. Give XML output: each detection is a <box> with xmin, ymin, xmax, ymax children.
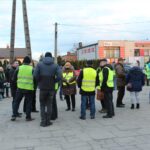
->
<box><xmin>62</xmin><ymin>62</ymin><xmax>76</xmax><ymax>111</ymax></box>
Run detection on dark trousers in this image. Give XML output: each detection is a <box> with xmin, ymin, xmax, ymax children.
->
<box><xmin>40</xmin><ymin>90</ymin><xmax>54</xmax><ymax>123</ymax></box>
<box><xmin>51</xmin><ymin>92</ymin><xmax>58</xmax><ymax>120</ymax></box>
<box><xmin>65</xmin><ymin>94</ymin><xmax>75</xmax><ymax>109</ymax></box>
<box><xmin>5</xmin><ymin>87</ymin><xmax>9</xmax><ymax>97</ymax></box>
<box><xmin>101</xmin><ymin>100</ymin><xmax>106</xmax><ymax>109</ymax></box>
<box><xmin>116</xmin><ymin>86</ymin><xmax>125</xmax><ymax>105</ymax></box>
<box><xmin>23</xmin><ymin>90</ymin><xmax>37</xmax><ymax>112</ymax></box>
<box><xmin>32</xmin><ymin>90</ymin><xmax>36</xmax><ymax>111</ymax></box>
<box><xmin>104</xmin><ymin>90</ymin><xmax>114</xmax><ymax>117</ymax></box>
<box><xmin>147</xmin><ymin>79</ymin><xmax>150</xmax><ymax>86</ymax></box>
<box><xmin>59</xmin><ymin>85</ymin><xmax>63</xmax><ymax>99</ymax></box>
<box><xmin>13</xmin><ymin>89</ymin><xmax>33</xmax><ymax>118</ymax></box>
<box><xmin>10</xmin><ymin>87</ymin><xmax>17</xmax><ymax>112</ymax></box>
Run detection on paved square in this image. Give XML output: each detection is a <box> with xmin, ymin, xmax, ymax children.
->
<box><xmin>0</xmin><ymin>87</ymin><xmax>150</xmax><ymax>150</ymax></box>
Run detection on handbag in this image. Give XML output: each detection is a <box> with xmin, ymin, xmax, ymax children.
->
<box><xmin>96</xmin><ymin>89</ymin><xmax>104</xmax><ymax>101</ymax></box>
<box><xmin>127</xmin><ymin>83</ymin><xmax>132</xmax><ymax>91</ymax></box>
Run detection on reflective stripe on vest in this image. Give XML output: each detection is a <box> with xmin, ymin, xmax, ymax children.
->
<box><xmin>17</xmin><ymin>65</ymin><xmax>34</xmax><ymax>90</ymax></box>
<box><xmin>63</xmin><ymin>72</ymin><xmax>76</xmax><ymax>86</ymax></box>
<box><xmin>55</xmin><ymin>83</ymin><xmax>59</xmax><ymax>91</ymax></box>
<box><xmin>81</xmin><ymin>68</ymin><xmax>96</xmax><ymax>92</ymax></box>
<box><xmin>99</xmin><ymin>67</ymin><xmax>114</xmax><ymax>88</ymax></box>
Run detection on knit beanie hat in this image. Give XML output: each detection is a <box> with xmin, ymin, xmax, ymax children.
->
<box><xmin>45</xmin><ymin>52</ymin><xmax>52</xmax><ymax>57</ymax></box>
<box><xmin>23</xmin><ymin>56</ymin><xmax>31</xmax><ymax>64</ymax></box>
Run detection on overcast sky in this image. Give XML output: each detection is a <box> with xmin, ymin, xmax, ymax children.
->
<box><xmin>0</xmin><ymin>0</ymin><xmax>150</xmax><ymax>60</ymax></box>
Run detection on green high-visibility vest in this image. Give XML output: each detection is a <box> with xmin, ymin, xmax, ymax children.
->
<box><xmin>17</xmin><ymin>65</ymin><xmax>34</xmax><ymax>91</ymax></box>
<box><xmin>99</xmin><ymin>67</ymin><xmax>114</xmax><ymax>88</ymax></box>
<box><xmin>146</xmin><ymin>64</ymin><xmax>150</xmax><ymax>79</ymax></box>
<box><xmin>63</xmin><ymin>72</ymin><xmax>76</xmax><ymax>86</ymax></box>
<box><xmin>81</xmin><ymin>68</ymin><xmax>96</xmax><ymax>92</ymax></box>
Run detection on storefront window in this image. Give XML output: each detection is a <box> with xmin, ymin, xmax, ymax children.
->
<box><xmin>144</xmin><ymin>49</ymin><xmax>150</xmax><ymax>56</ymax></box>
<box><xmin>104</xmin><ymin>47</ymin><xmax>120</xmax><ymax>58</ymax></box>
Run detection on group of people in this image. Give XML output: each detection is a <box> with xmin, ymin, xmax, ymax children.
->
<box><xmin>0</xmin><ymin>52</ymin><xmax>150</xmax><ymax>127</ymax></box>
<box><xmin>0</xmin><ymin>65</ymin><xmax>10</xmax><ymax>100</ymax></box>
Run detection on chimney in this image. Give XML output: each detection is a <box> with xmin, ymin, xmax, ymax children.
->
<box><xmin>79</xmin><ymin>42</ymin><xmax>82</xmax><ymax>48</ymax></box>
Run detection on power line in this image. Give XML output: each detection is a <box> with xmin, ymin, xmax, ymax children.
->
<box><xmin>59</xmin><ymin>21</ymin><xmax>150</xmax><ymax>27</ymax></box>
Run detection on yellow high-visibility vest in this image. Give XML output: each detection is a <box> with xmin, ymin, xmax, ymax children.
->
<box><xmin>63</xmin><ymin>72</ymin><xmax>76</xmax><ymax>86</ymax></box>
<box><xmin>55</xmin><ymin>83</ymin><xmax>59</xmax><ymax>91</ymax></box>
<box><xmin>81</xmin><ymin>68</ymin><xmax>96</xmax><ymax>92</ymax></box>
<box><xmin>99</xmin><ymin>67</ymin><xmax>114</xmax><ymax>88</ymax></box>
<box><xmin>17</xmin><ymin>65</ymin><xmax>34</xmax><ymax>90</ymax></box>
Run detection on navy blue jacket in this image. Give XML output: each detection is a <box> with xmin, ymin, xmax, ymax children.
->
<box><xmin>34</xmin><ymin>57</ymin><xmax>61</xmax><ymax>91</ymax></box>
<box><xmin>126</xmin><ymin>66</ymin><xmax>145</xmax><ymax>92</ymax></box>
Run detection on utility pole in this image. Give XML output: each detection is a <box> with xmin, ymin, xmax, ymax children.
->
<box><xmin>10</xmin><ymin>0</ymin><xmax>16</xmax><ymax>63</ymax></box>
<box><xmin>22</xmin><ymin>0</ymin><xmax>32</xmax><ymax>58</ymax></box>
<box><xmin>54</xmin><ymin>22</ymin><xmax>58</xmax><ymax>64</ymax></box>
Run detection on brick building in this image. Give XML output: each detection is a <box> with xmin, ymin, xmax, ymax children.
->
<box><xmin>62</xmin><ymin>52</ymin><xmax>77</xmax><ymax>62</ymax></box>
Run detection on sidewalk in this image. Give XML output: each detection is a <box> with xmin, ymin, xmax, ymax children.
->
<box><xmin>0</xmin><ymin>86</ymin><xmax>150</xmax><ymax>150</ymax></box>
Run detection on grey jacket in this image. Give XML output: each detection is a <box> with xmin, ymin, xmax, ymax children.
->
<box><xmin>34</xmin><ymin>57</ymin><xmax>61</xmax><ymax>91</ymax></box>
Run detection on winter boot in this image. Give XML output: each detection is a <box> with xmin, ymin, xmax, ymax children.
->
<box><xmin>136</xmin><ymin>103</ymin><xmax>140</xmax><ymax>109</ymax></box>
<box><xmin>131</xmin><ymin>104</ymin><xmax>134</xmax><ymax>109</ymax></box>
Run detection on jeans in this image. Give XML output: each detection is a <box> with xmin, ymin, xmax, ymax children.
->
<box><xmin>13</xmin><ymin>89</ymin><xmax>33</xmax><ymax>118</ymax></box>
<box><xmin>40</xmin><ymin>90</ymin><xmax>54</xmax><ymax>123</ymax></box>
<box><xmin>116</xmin><ymin>86</ymin><xmax>125</xmax><ymax>105</ymax></box>
<box><xmin>81</xmin><ymin>95</ymin><xmax>95</xmax><ymax>118</ymax></box>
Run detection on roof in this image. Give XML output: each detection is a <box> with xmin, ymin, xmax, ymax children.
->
<box><xmin>0</xmin><ymin>48</ymin><xmax>28</xmax><ymax>58</ymax></box>
<box><xmin>77</xmin><ymin>43</ymin><xmax>98</xmax><ymax>50</ymax></box>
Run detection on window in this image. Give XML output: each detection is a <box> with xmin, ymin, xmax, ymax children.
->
<box><xmin>144</xmin><ymin>49</ymin><xmax>150</xmax><ymax>56</ymax></box>
<box><xmin>134</xmin><ymin>49</ymin><xmax>140</xmax><ymax>56</ymax></box>
<box><xmin>104</xmin><ymin>47</ymin><xmax>120</xmax><ymax>58</ymax></box>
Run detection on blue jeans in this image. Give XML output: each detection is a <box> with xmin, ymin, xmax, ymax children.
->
<box><xmin>81</xmin><ymin>95</ymin><xmax>95</xmax><ymax>118</ymax></box>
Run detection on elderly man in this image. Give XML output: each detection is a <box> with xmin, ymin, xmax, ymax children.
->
<box><xmin>115</xmin><ymin>58</ymin><xmax>126</xmax><ymax>107</ymax></box>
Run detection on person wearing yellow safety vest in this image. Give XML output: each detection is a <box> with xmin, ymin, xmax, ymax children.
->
<box><xmin>77</xmin><ymin>60</ymin><xmax>98</xmax><ymax>120</ymax></box>
<box><xmin>97</xmin><ymin>64</ymin><xmax>106</xmax><ymax>113</ymax></box>
<box><xmin>98</xmin><ymin>59</ymin><xmax>115</xmax><ymax>118</ymax></box>
<box><xmin>11</xmin><ymin>56</ymin><xmax>35</xmax><ymax>121</ymax></box>
<box><xmin>145</xmin><ymin>61</ymin><xmax>150</xmax><ymax>86</ymax></box>
<box><xmin>62</xmin><ymin>62</ymin><xmax>76</xmax><ymax>111</ymax></box>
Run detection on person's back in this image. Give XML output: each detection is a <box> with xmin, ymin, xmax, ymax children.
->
<box><xmin>34</xmin><ymin>52</ymin><xmax>61</xmax><ymax>127</ymax></box>
<box><xmin>34</xmin><ymin>56</ymin><xmax>61</xmax><ymax>91</ymax></box>
<box><xmin>127</xmin><ymin>66</ymin><xmax>145</xmax><ymax>92</ymax></box>
<box><xmin>126</xmin><ymin>63</ymin><xmax>145</xmax><ymax>109</ymax></box>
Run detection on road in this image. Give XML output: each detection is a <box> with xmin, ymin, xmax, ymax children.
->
<box><xmin>0</xmin><ymin>86</ymin><xmax>150</xmax><ymax>150</ymax></box>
